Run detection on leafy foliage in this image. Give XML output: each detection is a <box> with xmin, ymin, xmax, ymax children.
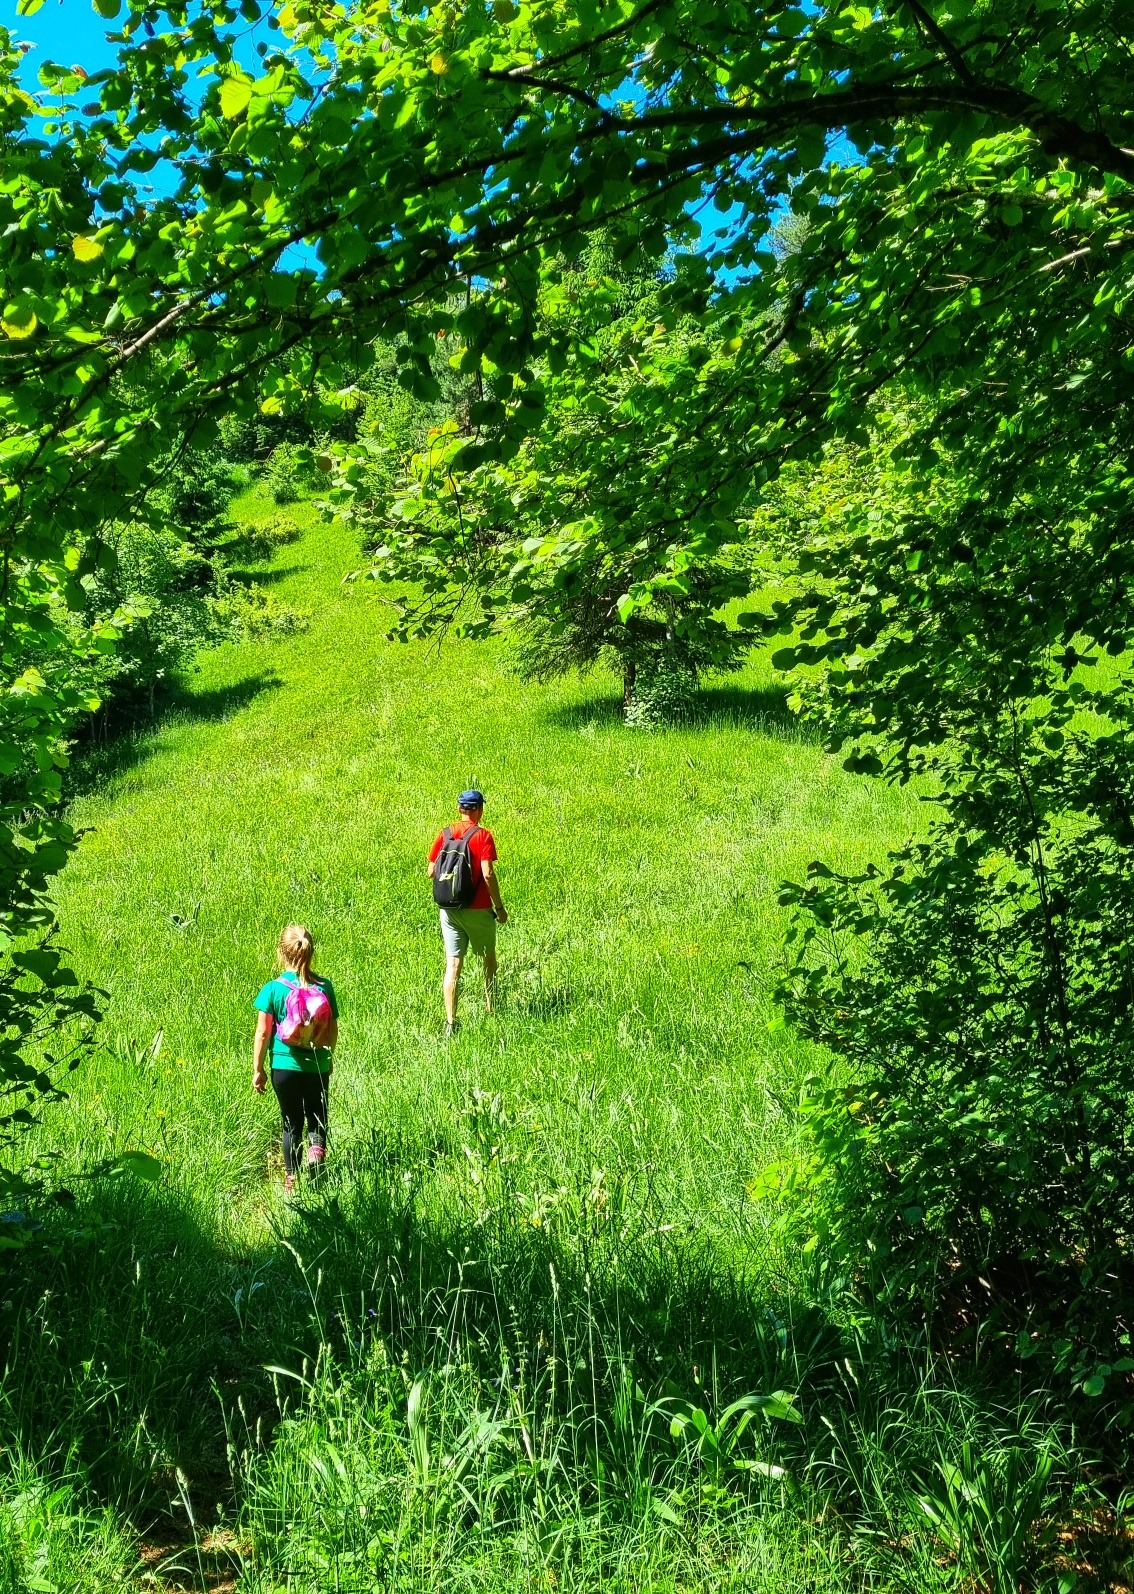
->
<box><xmin>758</xmin><ymin>395</ymin><xmax>1134</xmax><ymax>1387</ymax></box>
<box><xmin>333</xmin><ymin>244</ymin><xmax>756</xmax><ymax>705</ymax></box>
<box><xmin>265</xmin><ymin>441</ymin><xmax>317</xmax><ymax>506</ymax></box>
<box><xmin>623</xmin><ymin>660</ymin><xmax>699</xmax><ymax>729</ymax></box>
<box><xmin>79</xmin><ymin>519</ymin><xmax>221</xmax><ymax>716</ymax></box>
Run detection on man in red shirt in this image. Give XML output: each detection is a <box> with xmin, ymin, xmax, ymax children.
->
<box><xmin>427</xmin><ymin>789</ymin><xmax>508</xmax><ymax>1036</ymax></box>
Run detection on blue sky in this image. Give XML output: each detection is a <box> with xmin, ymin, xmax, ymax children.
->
<box><xmin>7</xmin><ymin>0</ymin><xmax>124</xmax><ymax>76</ymax></box>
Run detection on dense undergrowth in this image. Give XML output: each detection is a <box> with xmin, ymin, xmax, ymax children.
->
<box><xmin>0</xmin><ymin>493</ymin><xmax>1129</xmax><ymax>1593</ymax></box>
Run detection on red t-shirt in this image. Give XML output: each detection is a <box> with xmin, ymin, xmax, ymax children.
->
<box><xmin>429</xmin><ymin>821</ymin><xmax>497</xmax><ymax>912</ymax></box>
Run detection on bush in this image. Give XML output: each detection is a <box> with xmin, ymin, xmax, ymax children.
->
<box><xmin>236</xmin><ymin>513</ymin><xmax>302</xmax><ymax>561</ymax></box>
<box><xmin>265</xmin><ymin>442</ymin><xmax>319</xmax><ymax>505</ymax></box>
<box><xmin>68</xmin><ymin>474</ymin><xmax>307</xmax><ymax>729</ymax></box>
<box><xmin>78</xmin><ymin>522</ymin><xmax>223</xmax><ymax>718</ymax></box>
<box><xmin>150</xmin><ymin>446</ymin><xmax>236</xmax><ymax>550</ymax></box>
<box><xmin>776</xmin><ymin>712</ymin><xmax>1134</xmax><ymax>1404</ymax></box>
<box><xmin>624</xmin><ymin>661</ymin><xmax>698</xmax><ymax>728</ymax></box>
<box><xmin>210</xmin><ymin>582</ymin><xmax>310</xmax><ymax>640</ymax></box>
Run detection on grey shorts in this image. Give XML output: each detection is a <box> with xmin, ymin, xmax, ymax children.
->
<box><xmin>439</xmin><ymin>907</ymin><xmax>497</xmax><ymax>960</ymax></box>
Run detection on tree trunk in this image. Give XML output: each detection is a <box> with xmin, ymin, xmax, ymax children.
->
<box><xmin>623</xmin><ymin>658</ymin><xmax>637</xmax><ymax>712</ymax></box>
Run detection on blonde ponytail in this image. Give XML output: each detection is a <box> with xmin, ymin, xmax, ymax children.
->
<box><xmin>278</xmin><ymin>924</ymin><xmax>315</xmax><ymax>982</ymax></box>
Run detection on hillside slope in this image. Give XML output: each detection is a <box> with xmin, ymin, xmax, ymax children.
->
<box><xmin>57</xmin><ymin>491</ymin><xmax>913</xmax><ymax>1198</ymax></box>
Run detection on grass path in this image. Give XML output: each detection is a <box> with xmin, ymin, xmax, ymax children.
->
<box><xmin>7</xmin><ymin>493</ymin><xmax>935</xmax><ymax>1593</ymax></box>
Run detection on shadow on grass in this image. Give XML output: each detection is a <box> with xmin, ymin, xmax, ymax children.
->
<box><xmin>691</xmin><ymin>680</ymin><xmax>802</xmax><ymax>733</ymax></box>
<box><xmin>550</xmin><ymin>680</ymin><xmax>808</xmax><ymax>738</ymax></box>
<box><xmin>285</xmin><ymin>1134</ymin><xmax>842</xmax><ymax>1418</ymax></box>
<box><xmin>69</xmin><ymin>672</ymin><xmax>283</xmax><ymax>797</ymax></box>
<box><xmin>0</xmin><ymin>1126</ymin><xmax>841</xmax><ymax>1519</ymax></box>
<box><xmin>219</xmin><ymin>562</ymin><xmax>304</xmax><ymax>589</ymax></box>
<box><xmin>1</xmin><ymin>1178</ymin><xmax>267</xmax><ymax>1511</ymax></box>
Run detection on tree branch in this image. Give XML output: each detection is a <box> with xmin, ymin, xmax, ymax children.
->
<box><xmin>573</xmin><ymin>81</ymin><xmax>1134</xmax><ymax>185</ymax></box>
<box><xmin>509</xmin><ymin>0</ymin><xmax>668</xmax><ymax>76</ymax></box>
<box><xmin>898</xmin><ymin>0</ymin><xmax>978</xmax><ymax>83</ymax></box>
<box><xmin>481</xmin><ymin>68</ymin><xmax>606</xmax><ymax>113</ymax></box>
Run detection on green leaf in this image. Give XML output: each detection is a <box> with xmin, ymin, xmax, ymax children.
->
<box><xmin>117</xmin><ymin>1150</ymin><xmax>162</xmax><ymax>1182</ymax></box>
<box><xmin>16</xmin><ymin>0</ymin><xmax>46</xmax><ymax>14</ymax></box>
<box><xmin>2</xmin><ymin>302</ymin><xmax>38</xmax><ymax>341</ymax></box>
<box><xmin>72</xmin><ymin>235</ymin><xmax>104</xmax><ymax>263</ymax></box>
<box><xmin>264</xmin><ymin>273</ymin><xmax>297</xmax><ymax>310</ymax></box>
<box><xmin>13</xmin><ymin>948</ymin><xmax>61</xmax><ymax>981</ymax></box>
<box><xmin>220</xmin><ymin>77</ymin><xmax>254</xmax><ymax>119</ymax></box>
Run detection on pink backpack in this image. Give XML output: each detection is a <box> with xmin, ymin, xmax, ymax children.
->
<box><xmin>277</xmin><ymin>978</ymin><xmax>334</xmax><ymax>1050</ymax></box>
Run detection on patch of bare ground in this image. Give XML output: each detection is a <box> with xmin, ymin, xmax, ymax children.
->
<box><xmin>137</xmin><ymin>1528</ymin><xmax>250</xmax><ymax>1594</ymax></box>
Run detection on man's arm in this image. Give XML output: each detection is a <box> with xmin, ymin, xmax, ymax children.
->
<box><xmin>482</xmin><ymin>859</ymin><xmax>507</xmax><ymax>924</ymax></box>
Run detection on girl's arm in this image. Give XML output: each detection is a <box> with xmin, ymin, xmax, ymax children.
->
<box><xmin>253</xmin><ymin>1011</ymin><xmax>273</xmax><ymax>1093</ymax></box>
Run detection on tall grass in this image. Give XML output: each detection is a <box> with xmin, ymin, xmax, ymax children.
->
<box><xmin>0</xmin><ymin>490</ymin><xmax>1102</xmax><ymax>1591</ymax></box>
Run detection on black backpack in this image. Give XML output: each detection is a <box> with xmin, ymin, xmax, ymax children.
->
<box><xmin>432</xmin><ymin>824</ymin><xmax>481</xmax><ymax>909</ymax></box>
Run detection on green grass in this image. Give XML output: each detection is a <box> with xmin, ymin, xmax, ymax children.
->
<box><xmin>1</xmin><ymin>489</ymin><xmax>1088</xmax><ymax>1593</ymax></box>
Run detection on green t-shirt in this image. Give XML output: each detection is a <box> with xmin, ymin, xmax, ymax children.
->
<box><xmin>254</xmin><ymin>971</ymin><xmax>339</xmax><ymax>1074</ymax></box>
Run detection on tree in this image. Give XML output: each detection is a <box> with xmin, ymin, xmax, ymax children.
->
<box><xmin>757</xmin><ymin>374</ymin><xmax>1134</xmax><ymax>1391</ymax></box>
<box><xmin>338</xmin><ymin>235</ymin><xmax>756</xmax><ymax>710</ymax></box>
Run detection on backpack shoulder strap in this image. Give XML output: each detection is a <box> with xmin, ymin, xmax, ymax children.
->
<box><xmin>441</xmin><ymin>826</ymin><xmax>453</xmax><ymax>843</ymax></box>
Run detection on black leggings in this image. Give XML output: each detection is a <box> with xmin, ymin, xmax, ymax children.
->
<box><xmin>271</xmin><ymin>1069</ymin><xmax>329</xmax><ymax>1176</ymax></box>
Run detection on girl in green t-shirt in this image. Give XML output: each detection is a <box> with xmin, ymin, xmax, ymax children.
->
<box><xmin>253</xmin><ymin>924</ymin><xmax>339</xmax><ymax>1194</ymax></box>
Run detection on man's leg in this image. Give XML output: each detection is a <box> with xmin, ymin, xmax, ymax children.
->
<box><xmin>464</xmin><ymin>911</ymin><xmax>499</xmax><ymax>1015</ymax></box>
<box><xmin>444</xmin><ymin>954</ymin><xmax>463</xmax><ymax>1025</ymax></box>
<box><xmin>439</xmin><ymin>910</ymin><xmax>468</xmax><ymax>1031</ymax></box>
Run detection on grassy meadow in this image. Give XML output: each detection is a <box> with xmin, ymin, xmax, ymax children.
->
<box><xmin>0</xmin><ymin>493</ymin><xmax>1101</xmax><ymax>1594</ymax></box>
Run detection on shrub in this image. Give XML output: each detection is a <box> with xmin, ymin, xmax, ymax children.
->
<box><xmin>77</xmin><ymin>522</ymin><xmax>223</xmax><ymax>719</ymax></box>
<box><xmin>624</xmin><ymin>661</ymin><xmax>698</xmax><ymax>728</ymax></box>
<box><xmin>776</xmin><ymin>723</ymin><xmax>1134</xmax><ymax>1404</ymax></box>
<box><xmin>237</xmin><ymin>513</ymin><xmax>302</xmax><ymax>561</ymax></box>
<box><xmin>265</xmin><ymin>442</ymin><xmax>318</xmax><ymax>505</ymax></box>
<box><xmin>210</xmin><ymin>583</ymin><xmax>310</xmax><ymax>640</ymax></box>
<box><xmin>149</xmin><ymin>446</ymin><xmax>236</xmax><ymax>550</ymax></box>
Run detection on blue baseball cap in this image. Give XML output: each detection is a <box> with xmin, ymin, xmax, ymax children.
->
<box><xmin>458</xmin><ymin>788</ymin><xmax>485</xmax><ymax>809</ymax></box>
